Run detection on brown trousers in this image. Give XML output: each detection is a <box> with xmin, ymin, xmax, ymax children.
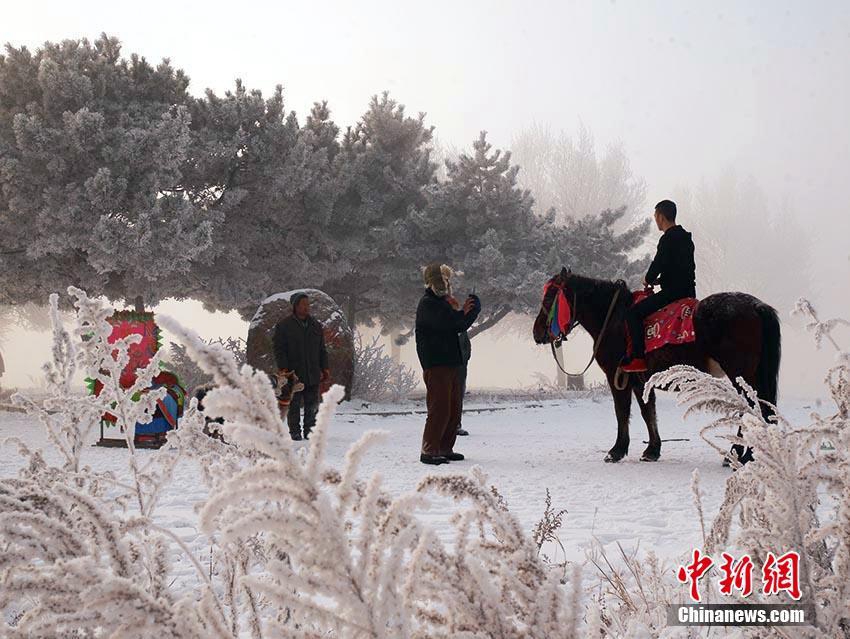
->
<box><xmin>421</xmin><ymin>366</ymin><xmax>462</xmax><ymax>456</ymax></box>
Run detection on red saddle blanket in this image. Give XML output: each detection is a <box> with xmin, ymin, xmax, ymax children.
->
<box><xmin>628</xmin><ymin>291</ymin><xmax>699</xmax><ymax>354</ymax></box>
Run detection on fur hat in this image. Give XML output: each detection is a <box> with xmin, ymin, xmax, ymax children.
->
<box><xmin>422</xmin><ymin>263</ymin><xmax>461</xmax><ymax>297</ymax></box>
<box><xmin>290</xmin><ymin>292</ymin><xmax>309</xmax><ymax>308</ymax></box>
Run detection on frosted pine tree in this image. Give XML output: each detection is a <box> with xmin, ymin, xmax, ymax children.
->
<box><xmin>403</xmin><ymin>132</ymin><xmax>648</xmax><ymax>340</ymax></box>
<box><xmin>403</xmin><ymin>131</ymin><xmax>550</xmax><ymax>337</ymax></box>
<box><xmin>185</xmin><ymin>86</ymin><xmax>342</xmax><ymax>316</ymax></box>
<box><xmin>323</xmin><ymin>92</ymin><xmax>438</xmax><ymax>329</ymax></box>
<box><xmin>0</xmin><ymin>35</ymin><xmax>217</xmax><ymax>311</ymax></box>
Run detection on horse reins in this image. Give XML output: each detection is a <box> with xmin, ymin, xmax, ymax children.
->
<box><xmin>549</xmin><ymin>286</ymin><xmax>622</xmax><ymax>378</ymax></box>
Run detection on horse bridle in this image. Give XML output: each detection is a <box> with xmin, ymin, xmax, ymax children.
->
<box><xmin>548</xmin><ymin>282</ymin><xmax>622</xmax><ymax>377</ymax></box>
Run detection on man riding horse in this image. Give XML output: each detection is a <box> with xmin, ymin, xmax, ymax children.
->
<box><xmin>622</xmin><ymin>200</ymin><xmax>695</xmax><ymax>373</ymax></box>
<box><xmin>532</xmin><ymin>200</ymin><xmax>780</xmax><ymax>465</ymax></box>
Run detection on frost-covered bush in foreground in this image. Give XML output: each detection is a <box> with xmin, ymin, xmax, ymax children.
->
<box><xmin>637</xmin><ymin>298</ymin><xmax>850</xmax><ymax>638</ymax></box>
<box><xmin>7</xmin><ymin>289</ymin><xmax>848</xmax><ymax>638</ymax></box>
<box><xmin>0</xmin><ymin>289</ymin><xmax>581</xmax><ymax>638</ymax></box>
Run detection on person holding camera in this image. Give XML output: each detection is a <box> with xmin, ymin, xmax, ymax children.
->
<box><xmin>415</xmin><ymin>264</ymin><xmax>481</xmax><ymax>465</ymax></box>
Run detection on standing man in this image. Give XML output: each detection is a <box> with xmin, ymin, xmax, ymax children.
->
<box><xmin>623</xmin><ymin>200</ymin><xmax>696</xmax><ymax>372</ymax></box>
<box><xmin>273</xmin><ymin>292</ymin><xmax>330</xmax><ymax>440</ymax></box>
<box><xmin>415</xmin><ymin>264</ymin><xmax>481</xmax><ymax>465</ymax></box>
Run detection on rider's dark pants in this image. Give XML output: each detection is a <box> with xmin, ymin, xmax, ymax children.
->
<box><xmin>626</xmin><ymin>288</ymin><xmax>693</xmax><ymax>358</ymax></box>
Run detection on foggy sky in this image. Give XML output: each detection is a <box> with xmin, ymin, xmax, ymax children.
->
<box><xmin>3</xmin><ymin>0</ymin><xmax>849</xmax><ymax>395</ymax></box>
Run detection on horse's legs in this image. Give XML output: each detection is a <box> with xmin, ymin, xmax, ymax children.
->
<box><xmin>605</xmin><ymin>375</ymin><xmax>632</xmax><ymax>462</ymax></box>
<box><xmin>714</xmin><ymin>356</ymin><xmax>759</xmax><ymax>465</ymax></box>
<box><xmin>633</xmin><ymin>383</ymin><xmax>661</xmax><ymax>461</ymax></box>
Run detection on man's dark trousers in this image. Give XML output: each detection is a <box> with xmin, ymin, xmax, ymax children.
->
<box><xmin>626</xmin><ymin>288</ymin><xmax>693</xmax><ymax>357</ymax></box>
<box><xmin>422</xmin><ymin>366</ymin><xmax>462</xmax><ymax>456</ymax></box>
<box><xmin>288</xmin><ymin>384</ymin><xmax>320</xmax><ymax>438</ymax></box>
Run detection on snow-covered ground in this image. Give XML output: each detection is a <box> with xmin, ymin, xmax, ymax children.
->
<box><xmin>0</xmin><ymin>393</ymin><xmax>817</xmax><ymax>592</ymax></box>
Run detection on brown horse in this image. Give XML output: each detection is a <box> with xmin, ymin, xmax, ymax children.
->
<box><xmin>532</xmin><ymin>268</ymin><xmax>781</xmax><ymax>463</ymax></box>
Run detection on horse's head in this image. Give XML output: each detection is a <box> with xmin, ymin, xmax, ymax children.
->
<box><xmin>532</xmin><ymin>266</ymin><xmax>576</xmax><ymax>345</ymax></box>
<box><xmin>272</xmin><ymin>370</ymin><xmax>305</xmax><ymax>406</ymax></box>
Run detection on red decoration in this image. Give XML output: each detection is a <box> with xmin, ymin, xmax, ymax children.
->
<box><xmin>104</xmin><ymin>311</ymin><xmax>160</xmax><ymax>388</ymax></box>
<box><xmin>628</xmin><ymin>291</ymin><xmax>698</xmax><ymax>355</ymax></box>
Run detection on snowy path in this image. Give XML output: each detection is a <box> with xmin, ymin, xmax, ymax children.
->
<box><xmin>0</xmin><ymin>394</ymin><xmax>815</xmax><ymax>592</ymax></box>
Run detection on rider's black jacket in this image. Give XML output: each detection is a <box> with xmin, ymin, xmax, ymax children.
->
<box><xmin>645</xmin><ymin>225</ymin><xmax>696</xmax><ymax>298</ymax></box>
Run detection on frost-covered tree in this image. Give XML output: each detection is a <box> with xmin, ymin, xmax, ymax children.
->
<box><xmin>0</xmin><ymin>34</ymin><xmax>217</xmax><ymax>311</ymax></box>
<box><xmin>553</xmin><ymin>207</ymin><xmax>650</xmax><ymax>287</ymax></box>
<box><xmin>184</xmin><ymin>88</ymin><xmax>342</xmax><ymax>316</ymax></box>
<box><xmin>402</xmin><ymin>133</ymin><xmax>649</xmax><ymax>340</ymax></box>
<box><xmin>322</xmin><ymin>93</ymin><xmax>438</xmax><ymax>328</ymax></box>
<box><xmin>511</xmin><ymin>122</ymin><xmax>647</xmax><ymax>224</ymax></box>
<box><xmin>403</xmin><ymin>132</ymin><xmax>552</xmax><ymax>337</ymax></box>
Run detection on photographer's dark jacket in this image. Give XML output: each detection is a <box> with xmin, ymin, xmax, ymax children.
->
<box><xmin>273</xmin><ymin>315</ymin><xmax>329</xmax><ymax>386</ymax></box>
<box><xmin>415</xmin><ymin>290</ymin><xmax>480</xmax><ymax>370</ymax></box>
<box><xmin>645</xmin><ymin>225</ymin><xmax>696</xmax><ymax>298</ymax></box>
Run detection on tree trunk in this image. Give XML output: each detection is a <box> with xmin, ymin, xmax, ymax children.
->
<box><xmin>346</xmin><ymin>295</ymin><xmax>357</xmax><ymax>330</ymax></box>
<box><xmin>555</xmin><ymin>347</ymin><xmax>566</xmax><ymax>388</ymax></box>
<box><xmin>567</xmin><ymin>373</ymin><xmax>585</xmax><ymax>390</ymax></box>
<box><xmin>390</xmin><ymin>329</ymin><xmax>401</xmax><ymax>364</ymax></box>
<box><xmin>554</xmin><ymin>347</ymin><xmax>584</xmax><ymax>389</ymax></box>
<box><xmin>134</xmin><ymin>295</ymin><xmax>145</xmax><ymax>314</ymax></box>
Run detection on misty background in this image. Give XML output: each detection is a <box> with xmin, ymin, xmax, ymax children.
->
<box><xmin>2</xmin><ymin>0</ymin><xmax>849</xmax><ymax>398</ymax></box>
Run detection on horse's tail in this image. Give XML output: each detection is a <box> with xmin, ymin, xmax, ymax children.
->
<box><xmin>756</xmin><ymin>302</ymin><xmax>781</xmax><ymax>418</ymax></box>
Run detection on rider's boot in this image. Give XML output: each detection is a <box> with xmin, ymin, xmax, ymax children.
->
<box><xmin>621</xmin><ymin>355</ymin><xmax>648</xmax><ymax>373</ymax></box>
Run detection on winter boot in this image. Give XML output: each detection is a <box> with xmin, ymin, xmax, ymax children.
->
<box><xmin>621</xmin><ymin>356</ymin><xmax>648</xmax><ymax>373</ymax></box>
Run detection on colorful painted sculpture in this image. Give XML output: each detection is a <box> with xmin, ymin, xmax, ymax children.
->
<box><xmin>92</xmin><ymin>310</ymin><xmax>186</xmax><ymax>449</ymax></box>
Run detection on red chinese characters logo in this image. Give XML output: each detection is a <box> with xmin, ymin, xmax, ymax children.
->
<box><xmin>762</xmin><ymin>551</ymin><xmax>801</xmax><ymax>600</ymax></box>
<box><xmin>676</xmin><ymin>550</ymin><xmax>800</xmax><ymax>602</ymax></box>
<box><xmin>718</xmin><ymin>552</ymin><xmax>754</xmax><ymax>597</ymax></box>
<box><xmin>677</xmin><ymin>549</ymin><xmax>714</xmax><ymax>602</ymax></box>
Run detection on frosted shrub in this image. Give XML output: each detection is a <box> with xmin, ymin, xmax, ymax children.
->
<box><xmin>167</xmin><ymin>336</ymin><xmax>247</xmax><ymax>392</ymax></box>
<box><xmin>352</xmin><ymin>332</ymin><xmax>418</xmax><ymax>403</ymax></box>
<box><xmin>2</xmin><ymin>290</ymin><xmax>216</xmax><ymax>637</ymax></box>
<box><xmin>0</xmin><ymin>289</ymin><xmax>582</xmax><ymax>638</ymax></box>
